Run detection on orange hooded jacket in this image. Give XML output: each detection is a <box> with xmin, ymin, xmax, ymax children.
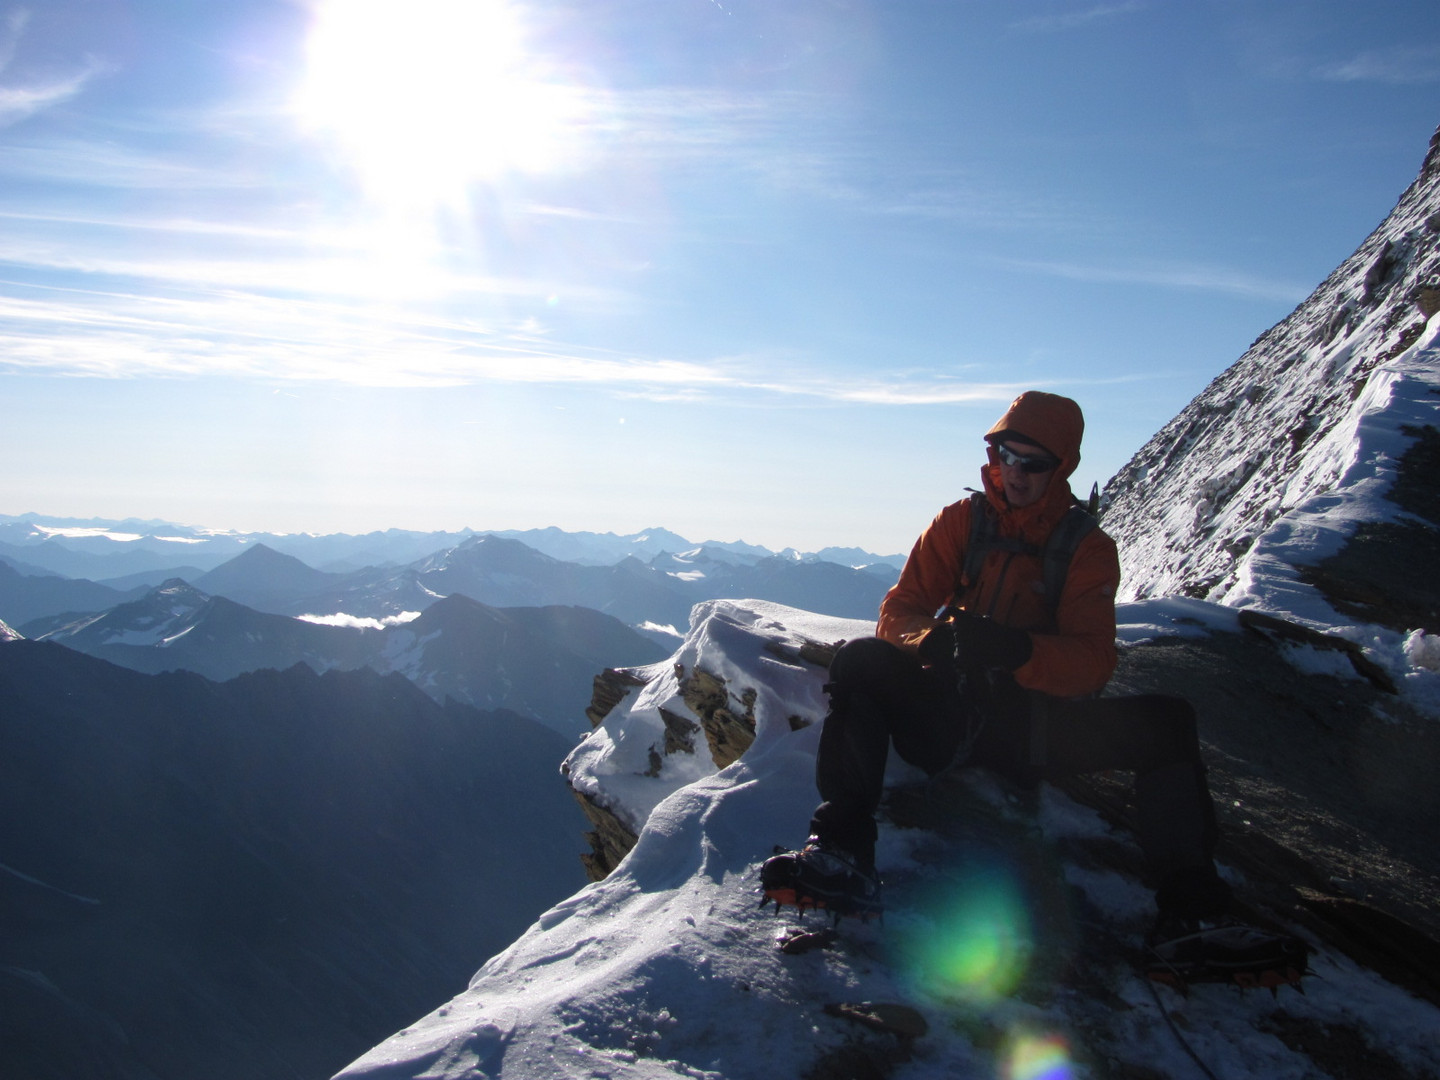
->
<box><xmin>876</xmin><ymin>391</ymin><xmax>1120</xmax><ymax>698</ymax></box>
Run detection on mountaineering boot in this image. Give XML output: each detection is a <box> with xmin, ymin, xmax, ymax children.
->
<box><xmin>1145</xmin><ymin>914</ymin><xmax>1310</xmax><ymax>990</ymax></box>
<box><xmin>760</xmin><ymin>837</ymin><xmax>883</xmax><ymax>921</ymax></box>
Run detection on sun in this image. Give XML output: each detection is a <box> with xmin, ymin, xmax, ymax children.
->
<box><xmin>295</xmin><ymin>0</ymin><xmax>587</xmax><ymax>215</ymax></box>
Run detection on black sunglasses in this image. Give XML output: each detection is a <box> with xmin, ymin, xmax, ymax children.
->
<box><xmin>996</xmin><ymin>443</ymin><xmax>1059</xmax><ymax>474</ymax></box>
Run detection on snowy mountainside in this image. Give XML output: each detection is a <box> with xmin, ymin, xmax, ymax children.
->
<box><xmin>1102</xmin><ymin>127</ymin><xmax>1440</xmax><ymax>651</ymax></box>
<box><xmin>337</xmin><ymin>601</ymin><xmax>1440</xmax><ymax>1080</ymax></box>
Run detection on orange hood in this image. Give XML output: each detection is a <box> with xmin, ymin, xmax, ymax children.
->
<box><xmin>980</xmin><ymin>391</ymin><xmax>1085</xmax><ymax>534</ymax></box>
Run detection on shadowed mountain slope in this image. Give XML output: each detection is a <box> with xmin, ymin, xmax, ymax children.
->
<box><xmin>0</xmin><ymin>642</ymin><xmax>587</xmax><ymax>1080</ymax></box>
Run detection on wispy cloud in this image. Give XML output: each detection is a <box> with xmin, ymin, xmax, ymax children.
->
<box><xmin>1011</xmin><ymin>2</ymin><xmax>1146</xmax><ymax>34</ymax></box>
<box><xmin>996</xmin><ymin>256</ymin><xmax>1309</xmax><ymax>303</ymax></box>
<box><xmin>1316</xmin><ymin>45</ymin><xmax>1440</xmax><ymax>85</ymax></box>
<box><xmin>0</xmin><ymin>9</ymin><xmax>107</xmax><ymax>127</ymax></box>
<box><xmin>874</xmin><ymin>182</ymin><xmax>1114</xmax><ymax>236</ymax></box>
<box><xmin>0</xmin><ymin>273</ymin><xmax>1073</xmax><ymax>408</ymax></box>
<box><xmin>0</xmin><ymin>69</ymin><xmax>91</xmax><ymax>125</ymax></box>
<box><xmin>0</xmin><ymin>137</ymin><xmax>261</xmax><ymax>189</ymax></box>
<box><xmin>0</xmin><ymin>208</ymin><xmax>307</xmax><ymax>241</ymax></box>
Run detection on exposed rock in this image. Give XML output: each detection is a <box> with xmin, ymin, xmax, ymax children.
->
<box><xmin>567</xmin><ymin>615</ymin><xmax>849</xmax><ymax>881</ymax></box>
<box><xmin>1237</xmin><ymin>608</ymin><xmax>1397</xmax><ymax>691</ymax></box>
<box><xmin>657</xmin><ymin>707</ymin><xmax>699</xmax><ymax>756</ymax></box>
<box><xmin>678</xmin><ymin>666</ymin><xmax>758</xmax><ymax>768</ymax></box>
<box><xmin>1106</xmin><ymin>629</ymin><xmax>1440</xmax><ymax>951</ymax></box>
<box><xmin>585</xmin><ymin>667</ymin><xmax>650</xmax><ymax>728</ymax></box>
<box><xmin>571</xmin><ymin>787</ymin><xmax>640</xmax><ymax>883</ymax></box>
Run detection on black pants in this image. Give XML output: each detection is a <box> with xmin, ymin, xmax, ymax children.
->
<box><xmin>812</xmin><ymin>637</ymin><xmax>1231</xmax><ymax>919</ymax></box>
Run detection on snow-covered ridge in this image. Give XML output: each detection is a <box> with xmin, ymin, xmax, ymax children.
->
<box><xmin>335</xmin><ymin>600</ymin><xmax>1440</xmax><ymax>1080</ymax></box>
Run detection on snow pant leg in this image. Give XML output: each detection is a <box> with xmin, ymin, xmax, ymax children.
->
<box><xmin>811</xmin><ymin>637</ymin><xmax>960</xmax><ymax>864</ymax></box>
<box><xmin>1022</xmin><ymin>693</ymin><xmax>1232</xmax><ymax>920</ymax></box>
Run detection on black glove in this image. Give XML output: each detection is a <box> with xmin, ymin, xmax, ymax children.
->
<box><xmin>946</xmin><ymin>609</ymin><xmax>1033</xmax><ymax>673</ymax></box>
<box><xmin>916</xmin><ymin>621</ymin><xmax>958</xmax><ymax>670</ymax></box>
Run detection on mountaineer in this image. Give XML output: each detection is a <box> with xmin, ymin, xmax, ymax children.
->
<box><xmin>762</xmin><ymin>390</ymin><xmax>1308</xmax><ymax>987</ymax></box>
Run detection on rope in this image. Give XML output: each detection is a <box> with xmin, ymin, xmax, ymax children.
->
<box><xmin>1142</xmin><ymin>972</ymin><xmax>1220</xmax><ymax>1080</ymax></box>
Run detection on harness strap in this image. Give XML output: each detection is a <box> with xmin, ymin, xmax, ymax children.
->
<box><xmin>959</xmin><ymin>492</ymin><xmax>1096</xmax><ymax>621</ymax></box>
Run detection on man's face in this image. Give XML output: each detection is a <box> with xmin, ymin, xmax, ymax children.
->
<box><xmin>995</xmin><ymin>439</ymin><xmax>1057</xmax><ymax>508</ymax></box>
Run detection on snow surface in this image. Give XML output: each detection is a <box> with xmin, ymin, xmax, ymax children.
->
<box><xmin>336</xmin><ymin>601</ymin><xmax>1440</xmax><ymax>1080</ymax></box>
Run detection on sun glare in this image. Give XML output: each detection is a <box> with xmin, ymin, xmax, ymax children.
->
<box><xmin>296</xmin><ymin>0</ymin><xmax>587</xmax><ymax>214</ymax></box>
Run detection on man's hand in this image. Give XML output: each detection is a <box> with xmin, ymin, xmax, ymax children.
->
<box><xmin>916</xmin><ymin>621</ymin><xmax>958</xmax><ymax>669</ymax></box>
<box><xmin>939</xmin><ymin>608</ymin><xmax>1033</xmax><ymax>673</ymax></box>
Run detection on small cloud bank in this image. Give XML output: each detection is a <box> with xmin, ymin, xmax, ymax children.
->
<box><xmin>1317</xmin><ymin>46</ymin><xmax>1440</xmax><ymax>86</ymax></box>
<box><xmin>1011</xmin><ymin>1</ymin><xmax>1146</xmax><ymax>34</ymax></box>
<box><xmin>297</xmin><ymin>611</ymin><xmax>422</xmax><ymax>630</ymax></box>
<box><xmin>999</xmin><ymin>256</ymin><xmax>1310</xmax><ymax>303</ymax></box>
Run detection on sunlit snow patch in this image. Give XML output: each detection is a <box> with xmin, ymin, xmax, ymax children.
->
<box><xmin>1114</xmin><ymin>596</ymin><xmax>1241</xmax><ymax>645</ymax></box>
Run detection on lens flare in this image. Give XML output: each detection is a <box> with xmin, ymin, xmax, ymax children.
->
<box><xmin>1004</xmin><ymin>1030</ymin><xmax>1074</xmax><ymax>1080</ymax></box>
<box><xmin>898</xmin><ymin>864</ymin><xmax>1034</xmax><ymax>1003</ymax></box>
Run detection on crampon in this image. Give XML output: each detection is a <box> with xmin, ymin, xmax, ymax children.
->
<box><xmin>1145</xmin><ymin>916</ymin><xmax>1311</xmax><ymax>995</ymax></box>
<box><xmin>759</xmin><ymin>841</ymin><xmax>883</xmax><ymax>925</ymax></box>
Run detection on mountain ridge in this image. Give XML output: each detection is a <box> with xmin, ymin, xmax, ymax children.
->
<box><xmin>25</xmin><ymin>583</ymin><xmax>667</xmax><ymax>732</ymax></box>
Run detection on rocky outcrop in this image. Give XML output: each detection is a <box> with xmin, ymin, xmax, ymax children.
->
<box><xmin>584</xmin><ymin>667</ymin><xmax>649</xmax><ymax>728</ymax></box>
<box><xmin>570</xmin><ymin>786</ymin><xmax>640</xmax><ymax>883</ymax></box>
<box><xmin>571</xmin><ymin>660</ymin><xmax>766</xmax><ymax>881</ymax></box>
<box><xmin>564</xmin><ymin>604</ymin><xmax>855</xmax><ymax>882</ymax></box>
<box><xmin>572</xmin><ymin>669</ymin><xmax>650</xmax><ymax>880</ymax></box>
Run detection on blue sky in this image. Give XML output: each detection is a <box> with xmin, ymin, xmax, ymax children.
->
<box><xmin>1</xmin><ymin>0</ymin><xmax>1437</xmax><ymax>555</ymax></box>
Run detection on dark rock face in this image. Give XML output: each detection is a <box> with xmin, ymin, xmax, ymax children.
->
<box><xmin>1106</xmin><ymin>627</ymin><xmax>1440</xmax><ymax>947</ymax></box>
<box><xmin>0</xmin><ymin>642</ymin><xmax>587</xmax><ymax>1080</ymax></box>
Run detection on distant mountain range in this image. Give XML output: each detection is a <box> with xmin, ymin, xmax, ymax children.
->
<box><xmin>0</xmin><ymin>514</ymin><xmax>906</xmax><ymax>580</ymax></box>
<box><xmin>1</xmin><ymin>519</ymin><xmax>898</xmax><ymax>634</ymax></box>
<box><xmin>0</xmin><ymin>641</ymin><xmax>589</xmax><ymax>1080</ymax></box>
<box><xmin>1</xmin><ymin>528</ymin><xmax>898</xmax><ymax>705</ymax></box>
<box><xmin>21</xmin><ymin>580</ymin><xmax>668</xmax><ymax>734</ymax></box>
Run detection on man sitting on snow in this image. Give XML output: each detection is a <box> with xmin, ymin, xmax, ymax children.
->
<box><xmin>762</xmin><ymin>390</ymin><xmax>1308</xmax><ymax>986</ymax></box>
